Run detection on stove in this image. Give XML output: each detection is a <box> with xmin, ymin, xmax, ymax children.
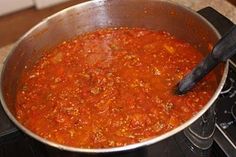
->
<box><xmin>214</xmin><ymin>63</ymin><xmax>236</xmax><ymax>156</ymax></box>
<box><xmin>0</xmin><ymin>7</ymin><xmax>236</xmax><ymax>157</ymax></box>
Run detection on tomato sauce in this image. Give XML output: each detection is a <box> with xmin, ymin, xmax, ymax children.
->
<box><xmin>15</xmin><ymin>27</ymin><xmax>217</xmax><ymax>148</ymax></box>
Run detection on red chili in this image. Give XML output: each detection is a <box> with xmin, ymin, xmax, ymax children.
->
<box><xmin>16</xmin><ymin>27</ymin><xmax>217</xmax><ymax>148</ymax></box>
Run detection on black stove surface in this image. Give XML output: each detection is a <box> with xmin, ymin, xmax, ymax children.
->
<box><xmin>0</xmin><ymin>6</ymin><xmax>235</xmax><ymax>157</ymax></box>
<box><xmin>214</xmin><ymin>64</ymin><xmax>236</xmax><ymax>156</ymax></box>
<box><xmin>216</xmin><ymin>67</ymin><xmax>236</xmax><ymax>146</ymax></box>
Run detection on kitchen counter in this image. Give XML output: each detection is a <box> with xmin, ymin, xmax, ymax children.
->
<box><xmin>0</xmin><ymin>0</ymin><xmax>235</xmax><ymax>64</ymax></box>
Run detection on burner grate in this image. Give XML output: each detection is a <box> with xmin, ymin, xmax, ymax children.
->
<box><xmin>215</xmin><ymin>65</ymin><xmax>236</xmax><ymax>150</ymax></box>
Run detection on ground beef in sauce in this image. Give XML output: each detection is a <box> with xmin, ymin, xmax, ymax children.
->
<box><xmin>16</xmin><ymin>27</ymin><xmax>217</xmax><ymax>148</ymax></box>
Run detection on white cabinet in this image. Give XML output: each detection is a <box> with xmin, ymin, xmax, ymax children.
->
<box><xmin>0</xmin><ymin>0</ymin><xmax>34</xmax><ymax>16</ymax></box>
<box><xmin>34</xmin><ymin>0</ymin><xmax>69</xmax><ymax>9</ymax></box>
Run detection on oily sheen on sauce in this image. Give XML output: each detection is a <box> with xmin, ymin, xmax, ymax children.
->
<box><xmin>16</xmin><ymin>28</ymin><xmax>217</xmax><ymax>148</ymax></box>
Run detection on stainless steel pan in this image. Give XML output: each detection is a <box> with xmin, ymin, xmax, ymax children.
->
<box><xmin>0</xmin><ymin>0</ymin><xmax>228</xmax><ymax>154</ymax></box>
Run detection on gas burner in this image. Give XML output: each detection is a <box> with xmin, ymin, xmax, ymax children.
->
<box><xmin>220</xmin><ymin>78</ymin><xmax>234</xmax><ymax>95</ymax></box>
<box><xmin>219</xmin><ymin>121</ymin><xmax>234</xmax><ymax>130</ymax></box>
<box><xmin>215</xmin><ymin>65</ymin><xmax>236</xmax><ymax>153</ymax></box>
<box><xmin>231</xmin><ymin>103</ymin><xmax>236</xmax><ymax>121</ymax></box>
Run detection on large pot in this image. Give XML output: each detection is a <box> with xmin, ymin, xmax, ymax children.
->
<box><xmin>0</xmin><ymin>0</ymin><xmax>228</xmax><ymax>155</ymax></box>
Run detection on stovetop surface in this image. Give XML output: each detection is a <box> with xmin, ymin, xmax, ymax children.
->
<box><xmin>215</xmin><ymin>65</ymin><xmax>236</xmax><ymax>149</ymax></box>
